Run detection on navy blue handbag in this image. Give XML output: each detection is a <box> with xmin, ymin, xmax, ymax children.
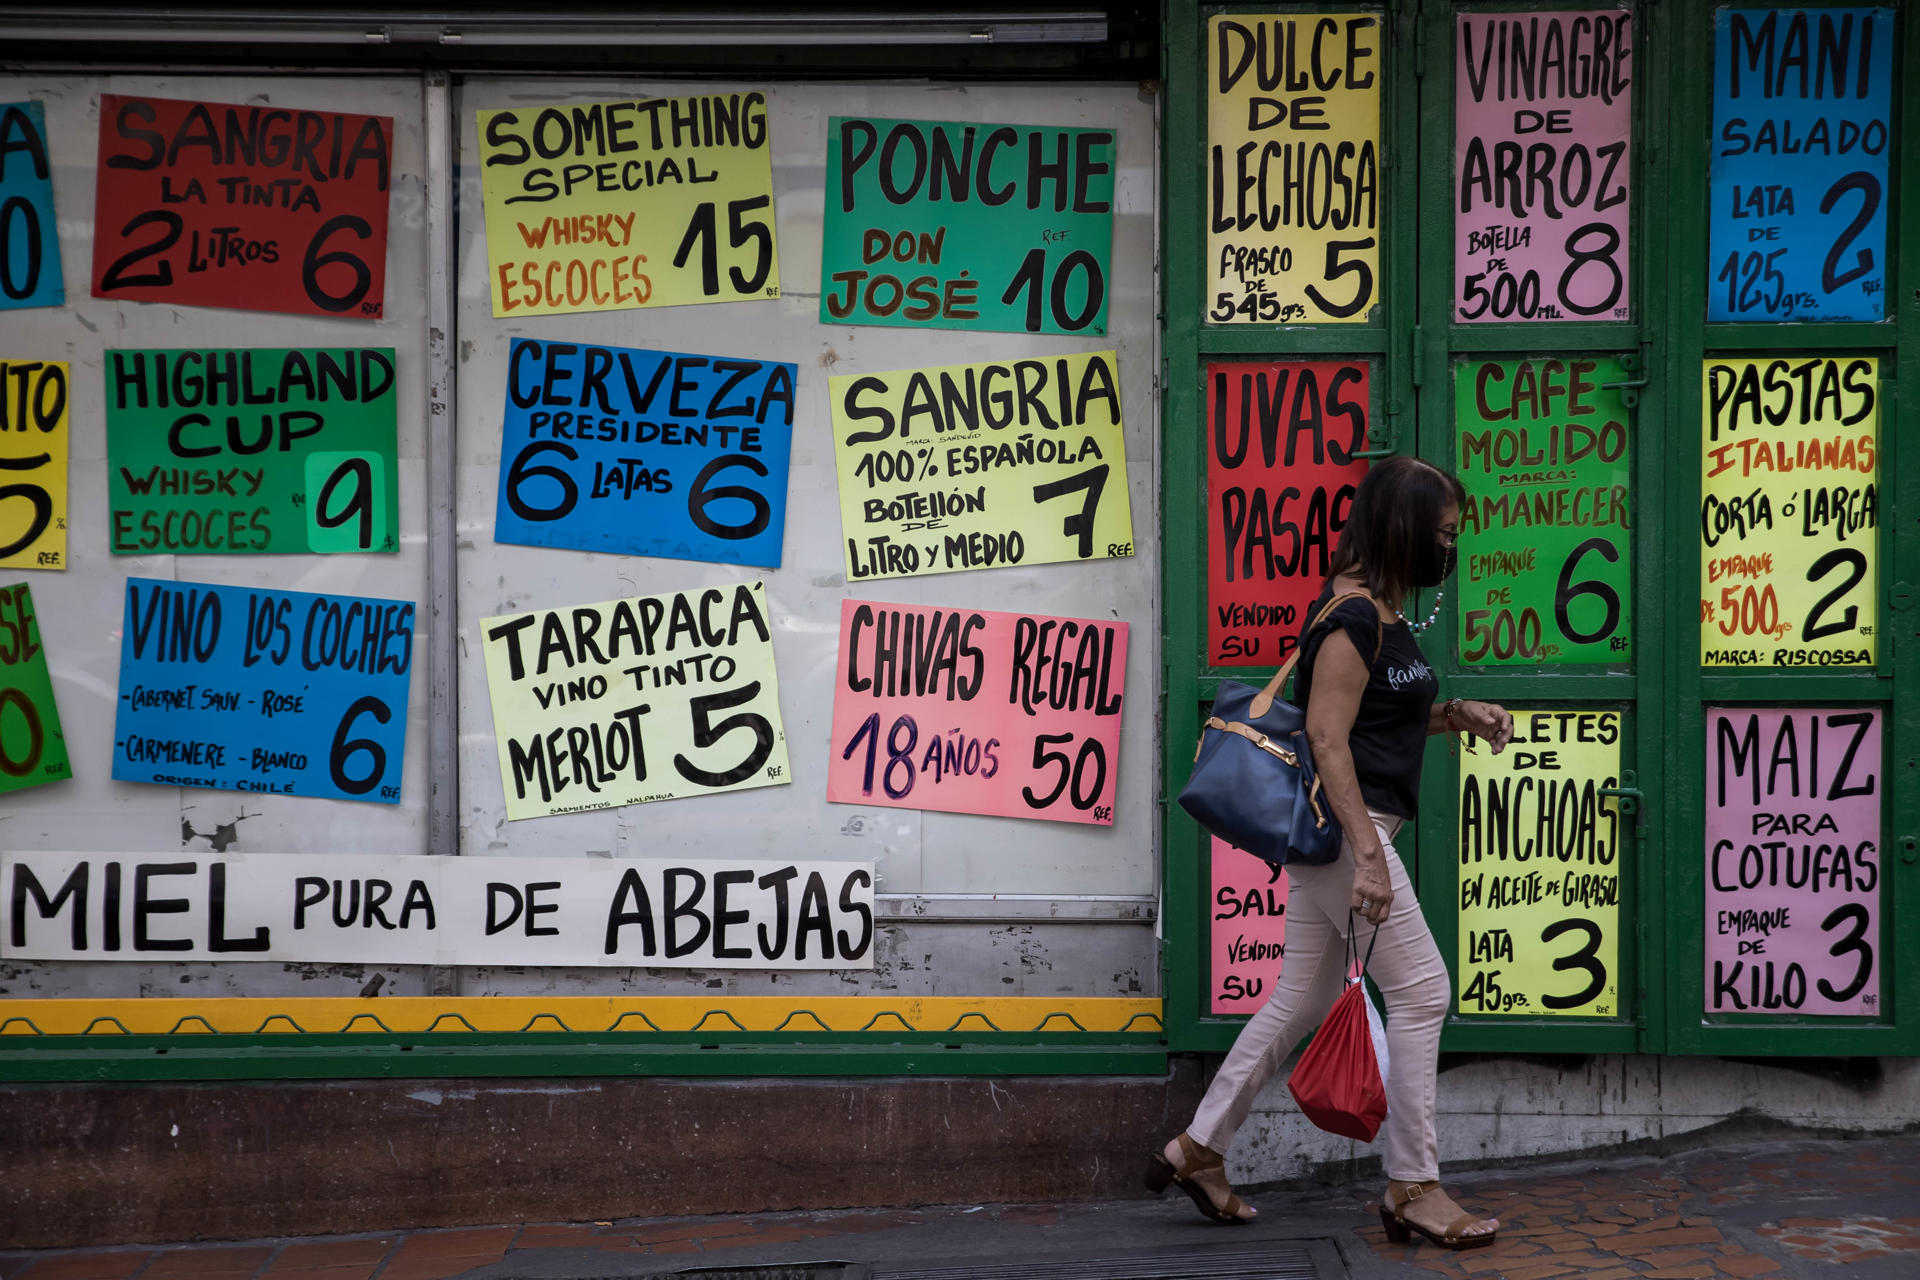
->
<box><xmin>1178</xmin><ymin>592</ymin><xmax>1380</xmax><ymax>868</ymax></box>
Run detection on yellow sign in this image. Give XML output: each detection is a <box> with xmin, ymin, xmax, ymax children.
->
<box><xmin>1457</xmin><ymin>710</ymin><xmax>1624</xmax><ymax>1018</ymax></box>
<box><xmin>828</xmin><ymin>351</ymin><xmax>1134</xmax><ymax>581</ymax></box>
<box><xmin>1701</xmin><ymin>357</ymin><xmax>1878</xmax><ymax>668</ymax></box>
<box><xmin>1206</xmin><ymin>14</ymin><xmax>1382</xmax><ymax>324</ymax></box>
<box><xmin>477</xmin><ymin>95</ymin><xmax>781</xmax><ymax>317</ymax></box>
<box><xmin>0</xmin><ymin>359</ymin><xmax>67</xmax><ymax>570</ymax></box>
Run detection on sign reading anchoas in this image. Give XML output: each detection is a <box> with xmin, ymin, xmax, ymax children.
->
<box><xmin>829</xmin><ymin>351</ymin><xmax>1133</xmax><ymax>581</ymax></box>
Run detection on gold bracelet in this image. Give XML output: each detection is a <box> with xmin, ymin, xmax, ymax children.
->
<box><xmin>1443</xmin><ymin>697</ymin><xmax>1465</xmax><ymax>730</ymax></box>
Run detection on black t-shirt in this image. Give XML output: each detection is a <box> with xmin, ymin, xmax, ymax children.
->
<box><xmin>1293</xmin><ymin>587</ymin><xmax>1440</xmax><ymax>820</ymax></box>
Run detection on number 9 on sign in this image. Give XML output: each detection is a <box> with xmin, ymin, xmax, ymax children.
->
<box><xmin>304</xmin><ymin>451</ymin><xmax>392</xmax><ymax>553</ymax></box>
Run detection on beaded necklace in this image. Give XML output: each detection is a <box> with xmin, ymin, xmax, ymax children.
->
<box><xmin>1396</xmin><ymin>589</ymin><xmax>1444</xmax><ymax>634</ymax></box>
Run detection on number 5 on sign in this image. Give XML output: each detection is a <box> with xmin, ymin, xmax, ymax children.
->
<box><xmin>0</xmin><ymin>358</ymin><xmax>67</xmax><ymax>571</ymax></box>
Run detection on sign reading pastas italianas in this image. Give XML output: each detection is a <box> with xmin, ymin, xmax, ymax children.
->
<box><xmin>496</xmin><ymin>339</ymin><xmax>796</xmax><ymax>568</ymax></box>
<box><xmin>91</xmin><ymin>95</ymin><xmax>392</xmax><ymax>318</ymax></box>
<box><xmin>829</xmin><ymin>351</ymin><xmax>1132</xmax><ymax>581</ymax></box>
<box><xmin>481</xmin><ymin>583</ymin><xmax>789</xmax><ymax>820</ymax></box>
<box><xmin>107</xmin><ymin>348</ymin><xmax>399</xmax><ymax>555</ymax></box>
<box><xmin>0</xmin><ymin>358</ymin><xmax>68</xmax><ymax>570</ymax></box>
<box><xmin>821</xmin><ymin>116</ymin><xmax>1114</xmax><ymax>335</ymax></box>
<box><xmin>1700</xmin><ymin>357</ymin><xmax>1877</xmax><ymax>668</ymax></box>
<box><xmin>1455</xmin><ymin>12</ymin><xmax>1632</xmax><ymax>323</ymax></box>
<box><xmin>1457</xmin><ymin>710</ymin><xmax>1623</xmax><ymax>1018</ymax></box>
<box><xmin>1457</xmin><ymin>358</ymin><xmax>1631</xmax><ymax>665</ymax></box>
<box><xmin>0</xmin><ymin>852</ymin><xmax>875</xmax><ymax>970</ymax></box>
<box><xmin>827</xmin><ymin>599</ymin><xmax>1126</xmax><ymax>825</ymax></box>
<box><xmin>1709</xmin><ymin>8</ymin><xmax>1892</xmax><ymax>321</ymax></box>
<box><xmin>113</xmin><ymin>578</ymin><xmax>413</xmax><ymax>803</ymax></box>
<box><xmin>0</xmin><ymin>102</ymin><xmax>64</xmax><ymax>310</ymax></box>
<box><xmin>1207</xmin><ymin>360</ymin><xmax>1366</xmax><ymax>665</ymax></box>
<box><xmin>478</xmin><ymin>95</ymin><xmax>780</xmax><ymax>316</ymax></box>
<box><xmin>1704</xmin><ymin>708</ymin><xmax>1880</xmax><ymax>1015</ymax></box>
<box><xmin>0</xmin><ymin>582</ymin><xmax>71</xmax><ymax>794</ymax></box>
<box><xmin>1207</xmin><ymin>14</ymin><xmax>1381</xmax><ymax>324</ymax></box>
<box><xmin>1211</xmin><ymin>837</ymin><xmax>1288</xmax><ymax>1014</ymax></box>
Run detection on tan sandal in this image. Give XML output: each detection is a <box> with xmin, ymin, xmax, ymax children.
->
<box><xmin>1142</xmin><ymin>1133</ymin><xmax>1255</xmax><ymax>1224</ymax></box>
<box><xmin>1374</xmin><ymin>1179</ymin><xmax>1498</xmax><ymax>1250</ymax></box>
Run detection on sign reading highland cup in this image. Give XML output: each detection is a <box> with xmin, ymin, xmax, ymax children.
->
<box><xmin>0</xmin><ymin>852</ymin><xmax>874</xmax><ymax>969</ymax></box>
<box><xmin>481</xmin><ymin>583</ymin><xmax>789</xmax><ymax>821</ymax></box>
<box><xmin>1456</xmin><ymin>358</ymin><xmax>1632</xmax><ymax>665</ymax></box>
<box><xmin>0</xmin><ymin>102</ymin><xmax>64</xmax><ymax>310</ymax></box>
<box><xmin>0</xmin><ymin>358</ymin><xmax>68</xmax><ymax>570</ymax></box>
<box><xmin>91</xmin><ymin>95</ymin><xmax>392</xmax><ymax>318</ymax></box>
<box><xmin>1454</xmin><ymin>12</ymin><xmax>1633</xmax><ymax>323</ymax></box>
<box><xmin>1210</xmin><ymin>837</ymin><xmax>1288</xmax><ymax>1014</ymax></box>
<box><xmin>1705</xmin><ymin>708</ymin><xmax>1880</xmax><ymax>1015</ymax></box>
<box><xmin>107</xmin><ymin>348</ymin><xmax>399</xmax><ymax>555</ymax></box>
<box><xmin>1457</xmin><ymin>710</ymin><xmax>1624</xmax><ymax>1018</ymax></box>
<box><xmin>827</xmin><ymin>600</ymin><xmax>1126</xmax><ymax>825</ymax></box>
<box><xmin>1700</xmin><ymin>357</ymin><xmax>1877</xmax><ymax>667</ymax></box>
<box><xmin>828</xmin><ymin>351</ymin><xmax>1132</xmax><ymax>581</ymax></box>
<box><xmin>1207</xmin><ymin>360</ymin><xmax>1366</xmax><ymax>665</ymax></box>
<box><xmin>0</xmin><ymin>582</ymin><xmax>71</xmax><ymax>794</ymax></box>
<box><xmin>1207</xmin><ymin>14</ymin><xmax>1381</xmax><ymax>324</ymax></box>
<box><xmin>112</xmin><ymin>578</ymin><xmax>413</xmax><ymax>803</ymax></box>
<box><xmin>478</xmin><ymin>94</ymin><xmax>781</xmax><ymax>316</ymax></box>
<box><xmin>495</xmin><ymin>339</ymin><xmax>796</xmax><ymax>568</ymax></box>
<box><xmin>1709</xmin><ymin>9</ymin><xmax>1893</xmax><ymax>321</ymax></box>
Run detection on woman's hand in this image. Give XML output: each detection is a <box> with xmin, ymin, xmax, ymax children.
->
<box><xmin>1456</xmin><ymin>700</ymin><xmax>1515</xmax><ymax>754</ymax></box>
<box><xmin>1351</xmin><ymin>855</ymin><xmax>1393</xmax><ymax>926</ymax></box>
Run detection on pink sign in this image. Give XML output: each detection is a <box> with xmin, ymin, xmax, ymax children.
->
<box><xmin>1209</xmin><ymin>838</ymin><xmax>1287</xmax><ymax>1014</ymax></box>
<box><xmin>827</xmin><ymin>600</ymin><xmax>1126</xmax><ymax>825</ymax></box>
<box><xmin>1454</xmin><ymin>12</ymin><xmax>1633</xmax><ymax>323</ymax></box>
<box><xmin>1704</xmin><ymin>708</ymin><xmax>1881</xmax><ymax>1017</ymax></box>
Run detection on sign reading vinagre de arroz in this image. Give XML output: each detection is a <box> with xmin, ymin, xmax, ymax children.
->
<box><xmin>827</xmin><ymin>600</ymin><xmax>1125</xmax><ymax>825</ymax></box>
<box><xmin>496</xmin><ymin>339</ymin><xmax>795</xmax><ymax>568</ymax></box>
<box><xmin>113</xmin><ymin>578</ymin><xmax>413</xmax><ymax>803</ymax></box>
<box><xmin>1210</xmin><ymin>837</ymin><xmax>1287</xmax><ymax>1014</ymax></box>
<box><xmin>1</xmin><ymin>102</ymin><xmax>64</xmax><ymax>310</ymax></box>
<box><xmin>478</xmin><ymin>95</ymin><xmax>780</xmax><ymax>316</ymax></box>
<box><xmin>1705</xmin><ymin>708</ymin><xmax>1880</xmax><ymax>1016</ymax></box>
<box><xmin>1709</xmin><ymin>9</ymin><xmax>1892</xmax><ymax>321</ymax></box>
<box><xmin>1700</xmin><ymin>357</ymin><xmax>1877</xmax><ymax>668</ymax></box>
<box><xmin>0</xmin><ymin>582</ymin><xmax>71</xmax><ymax>794</ymax></box>
<box><xmin>1457</xmin><ymin>710</ymin><xmax>1623</xmax><ymax>1018</ymax></box>
<box><xmin>1207</xmin><ymin>15</ymin><xmax>1381</xmax><ymax>324</ymax></box>
<box><xmin>1457</xmin><ymin>358</ymin><xmax>1631</xmax><ymax>665</ymax></box>
<box><xmin>0</xmin><ymin>359</ymin><xmax>68</xmax><ymax>570</ymax></box>
<box><xmin>829</xmin><ymin>351</ymin><xmax>1132</xmax><ymax>581</ymax></box>
<box><xmin>107</xmin><ymin>348</ymin><xmax>399</xmax><ymax>555</ymax></box>
<box><xmin>481</xmin><ymin>583</ymin><xmax>789</xmax><ymax>821</ymax></box>
<box><xmin>821</xmin><ymin>116</ymin><xmax>1114</xmax><ymax>335</ymax></box>
<box><xmin>0</xmin><ymin>852</ymin><xmax>874</xmax><ymax>970</ymax></box>
<box><xmin>91</xmin><ymin>95</ymin><xmax>392</xmax><ymax>318</ymax></box>
<box><xmin>1207</xmin><ymin>360</ymin><xmax>1366</xmax><ymax>665</ymax></box>
<box><xmin>1455</xmin><ymin>13</ymin><xmax>1632</xmax><ymax>323</ymax></box>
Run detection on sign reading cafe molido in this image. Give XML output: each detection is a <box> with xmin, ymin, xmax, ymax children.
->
<box><xmin>0</xmin><ymin>853</ymin><xmax>875</xmax><ymax>970</ymax></box>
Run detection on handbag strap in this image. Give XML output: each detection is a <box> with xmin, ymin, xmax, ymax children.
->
<box><xmin>1248</xmin><ymin>589</ymin><xmax>1383</xmax><ymax>719</ymax></box>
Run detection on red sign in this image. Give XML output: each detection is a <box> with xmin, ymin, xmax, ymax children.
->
<box><xmin>1207</xmin><ymin>360</ymin><xmax>1368</xmax><ymax>666</ymax></box>
<box><xmin>91</xmin><ymin>95</ymin><xmax>392</xmax><ymax>319</ymax></box>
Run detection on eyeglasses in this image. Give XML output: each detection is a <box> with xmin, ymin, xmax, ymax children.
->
<box><xmin>1437</xmin><ymin>526</ymin><xmax>1458</xmax><ymax>548</ymax></box>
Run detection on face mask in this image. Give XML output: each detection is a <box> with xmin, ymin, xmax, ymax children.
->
<box><xmin>1414</xmin><ymin>537</ymin><xmax>1455</xmax><ymax>588</ymax></box>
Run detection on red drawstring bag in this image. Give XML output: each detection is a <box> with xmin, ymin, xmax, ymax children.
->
<box><xmin>1288</xmin><ymin>922</ymin><xmax>1389</xmax><ymax>1141</ymax></box>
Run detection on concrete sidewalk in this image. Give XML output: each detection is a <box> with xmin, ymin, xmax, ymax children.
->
<box><xmin>4</xmin><ymin>1128</ymin><xmax>1917</xmax><ymax>1279</ymax></box>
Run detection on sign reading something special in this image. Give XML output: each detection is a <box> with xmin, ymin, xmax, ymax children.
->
<box><xmin>0</xmin><ymin>358</ymin><xmax>68</xmax><ymax>570</ymax></box>
<box><xmin>1210</xmin><ymin>837</ymin><xmax>1288</xmax><ymax>1014</ymax></box>
<box><xmin>0</xmin><ymin>582</ymin><xmax>71</xmax><ymax>794</ymax></box>
<box><xmin>0</xmin><ymin>102</ymin><xmax>64</xmax><ymax>310</ymax></box>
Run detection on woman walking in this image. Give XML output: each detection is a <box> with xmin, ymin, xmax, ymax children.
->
<box><xmin>1150</xmin><ymin>456</ymin><xmax>1513</xmax><ymax>1250</ymax></box>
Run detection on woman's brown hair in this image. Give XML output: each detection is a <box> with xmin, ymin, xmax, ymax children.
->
<box><xmin>1324</xmin><ymin>456</ymin><xmax>1468</xmax><ymax>608</ymax></box>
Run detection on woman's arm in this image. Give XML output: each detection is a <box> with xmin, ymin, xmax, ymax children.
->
<box><xmin>1304</xmin><ymin>627</ymin><xmax>1395</xmax><ymax>926</ymax></box>
<box><xmin>1427</xmin><ymin>697</ymin><xmax>1517</xmax><ymax>752</ymax></box>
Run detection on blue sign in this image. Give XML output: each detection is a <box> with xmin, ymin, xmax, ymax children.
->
<box><xmin>1709</xmin><ymin>8</ymin><xmax>1892</xmax><ymax>321</ymax></box>
<box><xmin>113</xmin><ymin>578</ymin><xmax>413</xmax><ymax>803</ymax></box>
<box><xmin>0</xmin><ymin>101</ymin><xmax>64</xmax><ymax>311</ymax></box>
<box><xmin>494</xmin><ymin>338</ymin><xmax>796</xmax><ymax>568</ymax></box>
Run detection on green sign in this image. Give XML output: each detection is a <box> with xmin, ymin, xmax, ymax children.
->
<box><xmin>106</xmin><ymin>347</ymin><xmax>399</xmax><ymax>555</ymax></box>
<box><xmin>1456</xmin><ymin>357</ymin><xmax>1632</xmax><ymax>665</ymax></box>
<box><xmin>0</xmin><ymin>581</ymin><xmax>70</xmax><ymax>793</ymax></box>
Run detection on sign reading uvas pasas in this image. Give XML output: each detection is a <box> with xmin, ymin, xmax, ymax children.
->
<box><xmin>1704</xmin><ymin>708</ymin><xmax>1880</xmax><ymax>1016</ymax></box>
<box><xmin>107</xmin><ymin>348</ymin><xmax>399</xmax><ymax>556</ymax></box>
<box><xmin>828</xmin><ymin>600</ymin><xmax>1125</xmax><ymax>825</ymax></box>
<box><xmin>821</xmin><ymin>116</ymin><xmax>1114</xmax><ymax>335</ymax></box>
<box><xmin>0</xmin><ymin>102</ymin><xmax>64</xmax><ymax>310</ymax></box>
<box><xmin>1211</xmin><ymin>837</ymin><xmax>1287</xmax><ymax>1014</ymax></box>
<box><xmin>478</xmin><ymin>94</ymin><xmax>780</xmax><ymax>316</ymax></box>
<box><xmin>495</xmin><ymin>339</ymin><xmax>796</xmax><ymax>568</ymax></box>
<box><xmin>0</xmin><ymin>582</ymin><xmax>71</xmax><ymax>794</ymax></box>
<box><xmin>1207</xmin><ymin>14</ymin><xmax>1381</xmax><ymax>324</ymax></box>
<box><xmin>829</xmin><ymin>351</ymin><xmax>1131</xmax><ymax>581</ymax></box>
<box><xmin>480</xmin><ymin>582</ymin><xmax>789</xmax><ymax>821</ymax></box>
<box><xmin>1700</xmin><ymin>357</ymin><xmax>1877</xmax><ymax>668</ymax></box>
<box><xmin>1454</xmin><ymin>12</ymin><xmax>1632</xmax><ymax>323</ymax></box>
<box><xmin>1709</xmin><ymin>8</ymin><xmax>1892</xmax><ymax>321</ymax></box>
<box><xmin>1457</xmin><ymin>710</ymin><xmax>1623</xmax><ymax>1018</ymax></box>
<box><xmin>113</xmin><ymin>578</ymin><xmax>413</xmax><ymax>803</ymax></box>
<box><xmin>1207</xmin><ymin>360</ymin><xmax>1366</xmax><ymax>665</ymax></box>
<box><xmin>91</xmin><ymin>95</ymin><xmax>392</xmax><ymax>318</ymax></box>
<box><xmin>0</xmin><ymin>358</ymin><xmax>68</xmax><ymax>571</ymax></box>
